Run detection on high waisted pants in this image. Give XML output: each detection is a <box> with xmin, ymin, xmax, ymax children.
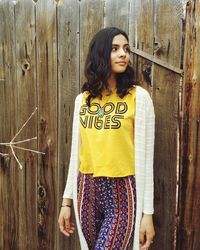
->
<box><xmin>77</xmin><ymin>172</ymin><xmax>136</xmax><ymax>250</ymax></box>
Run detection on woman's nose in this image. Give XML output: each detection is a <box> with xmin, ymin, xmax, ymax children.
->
<box><xmin>119</xmin><ymin>48</ymin><xmax>126</xmax><ymax>57</ymax></box>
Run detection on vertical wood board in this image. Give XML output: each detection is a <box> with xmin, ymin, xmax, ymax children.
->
<box><xmin>14</xmin><ymin>0</ymin><xmax>37</xmax><ymax>249</ymax></box>
<box><xmin>153</xmin><ymin>0</ymin><xmax>183</xmax><ymax>249</ymax></box>
<box><xmin>104</xmin><ymin>0</ymin><xmax>129</xmax><ymax>33</ymax></box>
<box><xmin>129</xmin><ymin>0</ymin><xmax>154</xmax><ymax>90</ymax></box>
<box><xmin>0</xmin><ymin>1</ymin><xmax>18</xmax><ymax>249</ymax></box>
<box><xmin>79</xmin><ymin>0</ymin><xmax>105</xmax><ymax>86</ymax></box>
<box><xmin>57</xmin><ymin>0</ymin><xmax>80</xmax><ymax>249</ymax></box>
<box><xmin>178</xmin><ymin>1</ymin><xmax>200</xmax><ymax>249</ymax></box>
<box><xmin>35</xmin><ymin>0</ymin><xmax>57</xmax><ymax>249</ymax></box>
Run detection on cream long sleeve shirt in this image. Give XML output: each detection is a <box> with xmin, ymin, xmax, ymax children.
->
<box><xmin>63</xmin><ymin>85</ymin><xmax>155</xmax><ymax>250</ymax></box>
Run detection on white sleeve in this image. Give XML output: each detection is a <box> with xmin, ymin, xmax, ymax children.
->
<box><xmin>63</xmin><ymin>94</ymin><xmax>81</xmax><ymax>199</ymax></box>
<box><xmin>143</xmin><ymin>91</ymin><xmax>155</xmax><ymax>214</ymax></box>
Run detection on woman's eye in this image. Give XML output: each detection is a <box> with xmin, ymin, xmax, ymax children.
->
<box><xmin>111</xmin><ymin>46</ymin><xmax>130</xmax><ymax>53</ymax></box>
<box><xmin>124</xmin><ymin>47</ymin><xmax>130</xmax><ymax>53</ymax></box>
<box><xmin>112</xmin><ymin>47</ymin><xmax>118</xmax><ymax>52</ymax></box>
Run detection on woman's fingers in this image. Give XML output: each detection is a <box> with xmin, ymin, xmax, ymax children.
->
<box><xmin>139</xmin><ymin>230</ymin><xmax>145</xmax><ymax>245</ymax></box>
<box><xmin>140</xmin><ymin>232</ymin><xmax>154</xmax><ymax>250</ymax></box>
<box><xmin>58</xmin><ymin>207</ymin><xmax>75</xmax><ymax>237</ymax></box>
<box><xmin>58</xmin><ymin>217</ymin><xmax>75</xmax><ymax>237</ymax></box>
<box><xmin>59</xmin><ymin>218</ymin><xmax>70</xmax><ymax>236</ymax></box>
<box><xmin>60</xmin><ymin>225</ymin><xmax>74</xmax><ymax>236</ymax></box>
<box><xmin>63</xmin><ymin>218</ymin><xmax>75</xmax><ymax>235</ymax></box>
<box><xmin>139</xmin><ymin>214</ymin><xmax>155</xmax><ymax>249</ymax></box>
<box><xmin>69</xmin><ymin>223</ymin><xmax>75</xmax><ymax>230</ymax></box>
<box><xmin>64</xmin><ymin>217</ymin><xmax>70</xmax><ymax>228</ymax></box>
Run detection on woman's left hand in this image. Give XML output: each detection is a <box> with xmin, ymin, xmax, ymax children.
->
<box><xmin>139</xmin><ymin>214</ymin><xmax>155</xmax><ymax>250</ymax></box>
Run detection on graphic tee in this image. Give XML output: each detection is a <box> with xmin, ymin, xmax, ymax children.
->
<box><xmin>79</xmin><ymin>86</ymin><xmax>136</xmax><ymax>177</ymax></box>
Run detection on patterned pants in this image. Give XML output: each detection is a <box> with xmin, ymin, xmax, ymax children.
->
<box><xmin>77</xmin><ymin>172</ymin><xmax>136</xmax><ymax>250</ymax></box>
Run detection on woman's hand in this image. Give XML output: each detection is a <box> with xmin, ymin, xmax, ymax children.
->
<box><xmin>58</xmin><ymin>206</ymin><xmax>75</xmax><ymax>237</ymax></box>
<box><xmin>139</xmin><ymin>214</ymin><xmax>155</xmax><ymax>250</ymax></box>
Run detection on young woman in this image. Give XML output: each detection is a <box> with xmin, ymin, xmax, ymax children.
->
<box><xmin>58</xmin><ymin>27</ymin><xmax>155</xmax><ymax>250</ymax></box>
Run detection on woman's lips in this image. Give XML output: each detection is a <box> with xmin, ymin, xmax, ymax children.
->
<box><xmin>116</xmin><ymin>61</ymin><xmax>127</xmax><ymax>65</ymax></box>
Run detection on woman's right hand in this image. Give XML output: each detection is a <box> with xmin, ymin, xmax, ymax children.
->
<box><xmin>58</xmin><ymin>207</ymin><xmax>75</xmax><ymax>237</ymax></box>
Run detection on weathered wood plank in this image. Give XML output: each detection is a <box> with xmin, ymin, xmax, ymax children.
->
<box><xmin>57</xmin><ymin>0</ymin><xmax>80</xmax><ymax>249</ymax></box>
<box><xmin>0</xmin><ymin>1</ymin><xmax>6</xmax><ymax>148</ymax></box>
<box><xmin>153</xmin><ymin>72</ymin><xmax>180</xmax><ymax>250</ymax></box>
<box><xmin>35</xmin><ymin>0</ymin><xmax>57</xmax><ymax>249</ymax></box>
<box><xmin>152</xmin><ymin>0</ymin><xmax>182</xmax><ymax>249</ymax></box>
<box><xmin>0</xmin><ymin>40</ymin><xmax>5</xmax><ymax>84</ymax></box>
<box><xmin>14</xmin><ymin>0</ymin><xmax>37</xmax><ymax>249</ymax></box>
<box><xmin>178</xmin><ymin>1</ymin><xmax>200</xmax><ymax>249</ymax></box>
<box><xmin>0</xmin><ymin>1</ymin><xmax>18</xmax><ymax>249</ymax></box>
<box><xmin>129</xmin><ymin>0</ymin><xmax>154</xmax><ymax>91</ymax></box>
<box><xmin>130</xmin><ymin>0</ymin><xmax>154</xmax><ymax>49</ymax></box>
<box><xmin>104</xmin><ymin>0</ymin><xmax>129</xmax><ymax>33</ymax></box>
<box><xmin>79</xmin><ymin>0</ymin><xmax>104</xmax><ymax>86</ymax></box>
<box><xmin>154</xmin><ymin>0</ymin><xmax>182</xmax><ymax>66</ymax></box>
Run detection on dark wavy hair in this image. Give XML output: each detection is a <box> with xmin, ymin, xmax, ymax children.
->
<box><xmin>82</xmin><ymin>27</ymin><xmax>136</xmax><ymax>106</ymax></box>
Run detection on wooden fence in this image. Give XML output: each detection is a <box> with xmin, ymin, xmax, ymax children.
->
<box><xmin>0</xmin><ymin>0</ymin><xmax>199</xmax><ymax>249</ymax></box>
<box><xmin>177</xmin><ymin>1</ymin><xmax>200</xmax><ymax>249</ymax></box>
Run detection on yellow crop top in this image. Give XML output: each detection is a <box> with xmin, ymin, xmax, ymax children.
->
<box><xmin>79</xmin><ymin>86</ymin><xmax>136</xmax><ymax>177</ymax></box>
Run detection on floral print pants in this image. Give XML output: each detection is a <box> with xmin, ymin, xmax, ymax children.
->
<box><xmin>77</xmin><ymin>172</ymin><xmax>136</xmax><ymax>250</ymax></box>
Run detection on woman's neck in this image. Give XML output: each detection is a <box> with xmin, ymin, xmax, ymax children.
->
<box><xmin>107</xmin><ymin>74</ymin><xmax>116</xmax><ymax>91</ymax></box>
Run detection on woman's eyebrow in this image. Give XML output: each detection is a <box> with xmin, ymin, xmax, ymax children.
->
<box><xmin>112</xmin><ymin>43</ymin><xmax>130</xmax><ymax>47</ymax></box>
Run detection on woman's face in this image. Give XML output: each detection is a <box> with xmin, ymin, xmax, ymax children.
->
<box><xmin>110</xmin><ymin>34</ymin><xmax>130</xmax><ymax>75</ymax></box>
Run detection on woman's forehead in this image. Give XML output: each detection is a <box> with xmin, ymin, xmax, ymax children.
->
<box><xmin>112</xmin><ymin>34</ymin><xmax>129</xmax><ymax>45</ymax></box>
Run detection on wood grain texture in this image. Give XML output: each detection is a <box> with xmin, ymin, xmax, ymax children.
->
<box><xmin>130</xmin><ymin>1</ymin><xmax>183</xmax><ymax>249</ymax></box>
<box><xmin>153</xmin><ymin>71</ymin><xmax>180</xmax><ymax>250</ymax></box>
<box><xmin>0</xmin><ymin>1</ymin><xmax>18</xmax><ymax>250</ymax></box>
<box><xmin>79</xmin><ymin>0</ymin><xmax>104</xmax><ymax>86</ymax></box>
<box><xmin>35</xmin><ymin>0</ymin><xmax>57</xmax><ymax>249</ymax></box>
<box><xmin>57</xmin><ymin>0</ymin><xmax>80</xmax><ymax>249</ymax></box>
<box><xmin>178</xmin><ymin>1</ymin><xmax>200</xmax><ymax>249</ymax></box>
<box><xmin>153</xmin><ymin>0</ymin><xmax>182</xmax><ymax>249</ymax></box>
<box><xmin>129</xmin><ymin>0</ymin><xmax>154</xmax><ymax>91</ymax></box>
<box><xmin>154</xmin><ymin>0</ymin><xmax>182</xmax><ymax>66</ymax></box>
<box><xmin>104</xmin><ymin>0</ymin><xmax>129</xmax><ymax>33</ymax></box>
<box><xmin>14</xmin><ymin>0</ymin><xmax>37</xmax><ymax>249</ymax></box>
<box><xmin>0</xmin><ymin>1</ymin><xmax>6</xmax><ymax>147</ymax></box>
